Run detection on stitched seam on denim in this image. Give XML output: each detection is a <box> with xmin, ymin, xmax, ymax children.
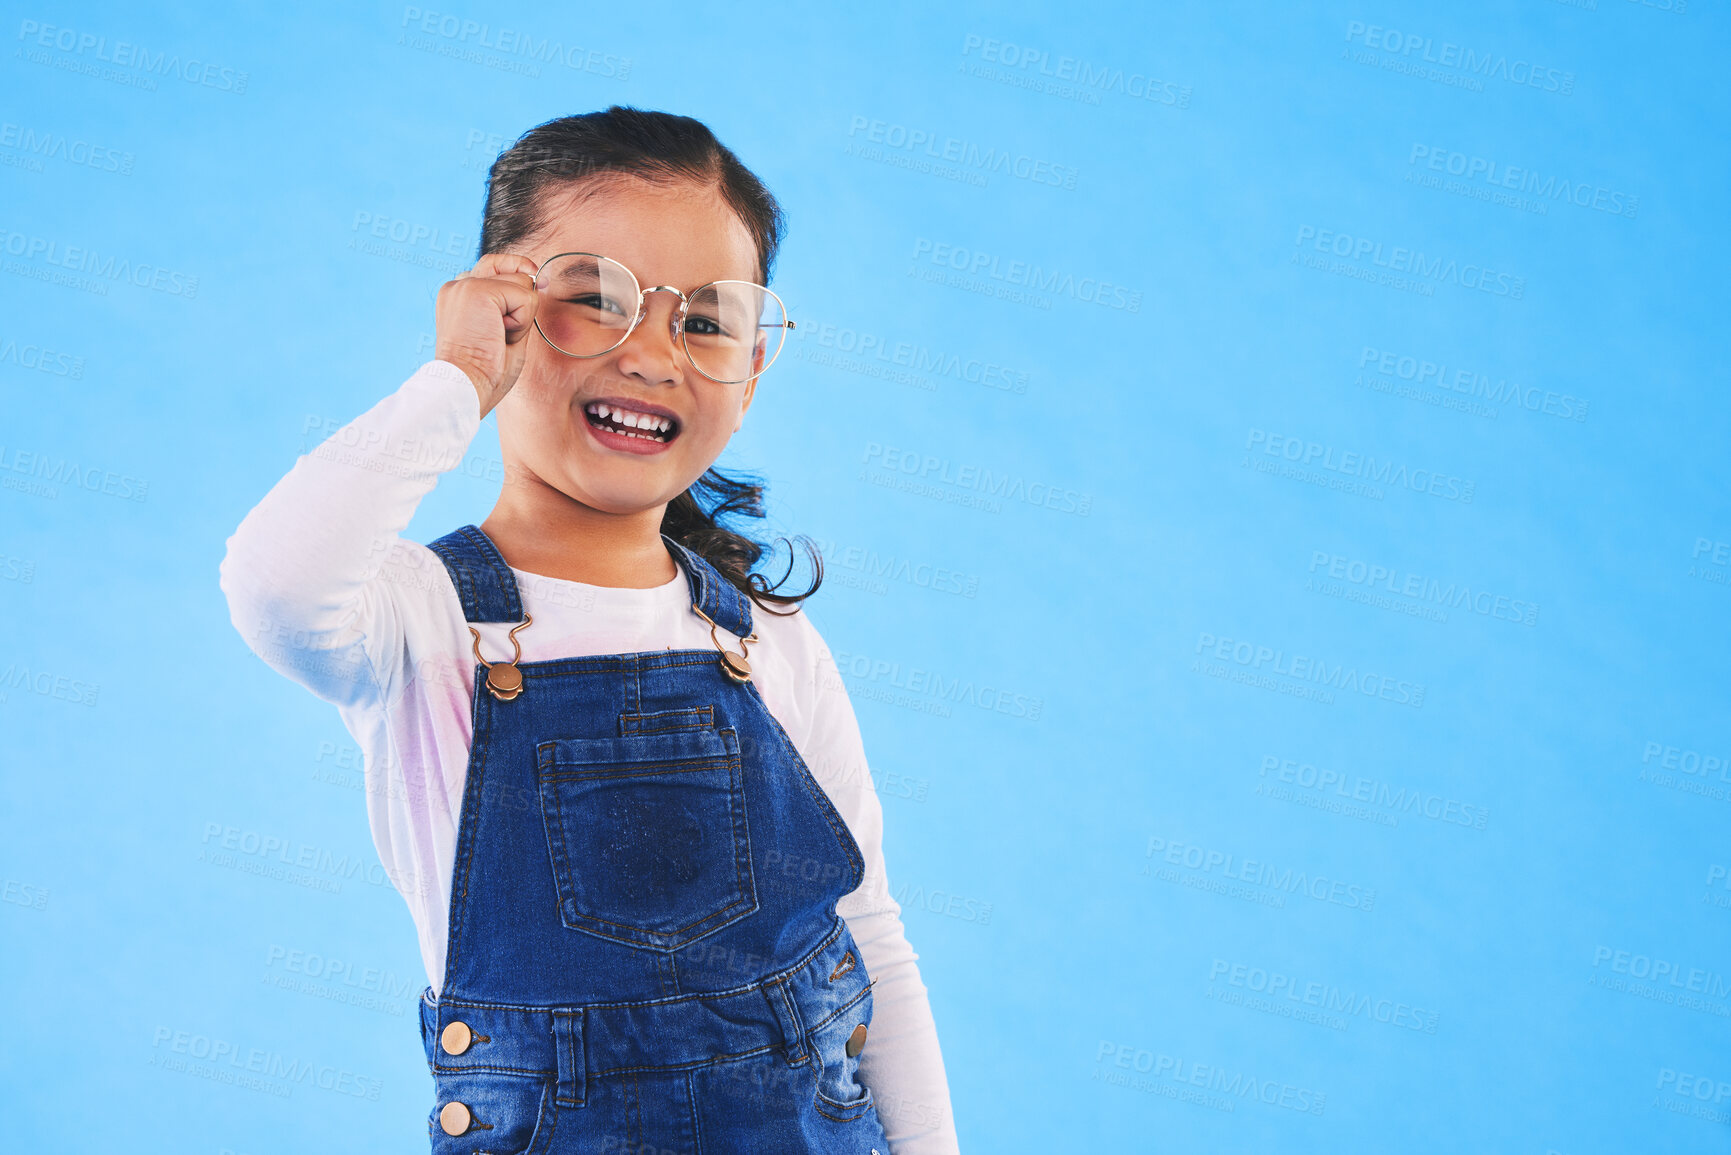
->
<box><xmin>543</xmin><ymin>893</ymin><xmax>751</xmax><ymax>940</ymax></box>
<box><xmin>539</xmin><ymin>854</ymin><xmax>752</xmax><ymax>935</ymax></box>
<box><xmin>728</xmin><ymin>726</ymin><xmax>759</xmax><ymax>956</ymax></box>
<box><xmin>427</xmin><ymin>919</ymin><xmax>846</xmax><ymax>1017</ymax></box>
<box><xmin>430</xmin><ymin>526</ymin><xmax>506</xmax><ymax>622</ymax></box>
<box><xmin>777</xmin><ymin>979</ymin><xmax>808</xmax><ymax>1064</ymax></box>
<box><xmin>535</xmin><ymin>738</ymin><xmax>729</xmax><ymax>765</ymax></box>
<box><xmin>538</xmin><ymin>745</ymin><xmax>730</xmax><ymax>769</ymax></box>
<box><xmin>664</xmin><ymin>535</ymin><xmax>723</xmax><ymax>633</ymax></box>
<box><xmin>623</xmin><ymin>719</ymin><xmax>711</xmax><ymax>735</ymax></box>
<box><xmin>432</xmin><ymin>1061</ymin><xmax>550</xmax><ymax>1076</ymax></box>
<box><xmin>770</xmin><ymin>917</ymin><xmax>847</xmax><ymax>995</ymax></box>
<box><xmin>813</xmin><ymin>1087</ymin><xmax>875</xmax><ymax>1120</ymax></box>
<box><xmin>590</xmin><ymin>1044</ymin><xmax>782</xmax><ymax>1078</ymax></box>
<box><xmin>428</xmin><ymin>532</ymin><xmax>480</xmax><ymax>622</ymax></box>
<box><xmin>457</xmin><ymin>524</ymin><xmax>522</xmax><ymax>621</ymax></box>
<box><xmin>686</xmin><ymin>1068</ymin><xmax>704</xmax><ymax>1155</ymax></box>
<box><xmin>540</xmin><ymin>758</ymin><xmax>734</xmax><ymax>781</ymax></box>
<box><xmin>672</xmin><ymin>536</ymin><xmax>754</xmax><ymax>639</ymax></box>
<box><xmin>814</xmin><ymin>1092</ymin><xmax>874</xmax><ymax>1117</ymax></box>
<box><xmin>628</xmin><ymin>1070</ymin><xmax>640</xmax><ymax>1147</ymax></box>
<box><xmin>620</xmin><ymin>706</ymin><xmax>715</xmax><ymax>735</ymax></box>
<box><xmin>802</xmin><ymin>985</ymin><xmax>873</xmax><ymax>1034</ymax></box>
<box><xmin>553</xmin><ymin>1010</ymin><xmax>585</xmax><ymax>1108</ymax></box>
<box><xmin>684</xmin><ymin>540</ymin><xmax>712</xmax><ymax>616</ymax></box>
<box><xmin>532</xmin><ymin>1073</ymin><xmax>556</xmax><ymax>1153</ymax></box>
<box><xmin>746</xmin><ymin>679</ymin><xmax>867</xmax><ymax>889</ymax></box>
<box><xmin>811</xmin><ymin>1024</ymin><xmax>874</xmax><ymax>1120</ymax></box>
<box><xmin>725</xmin><ymin>578</ymin><xmax>753</xmax><ymax>638</ymax></box>
<box><xmin>556</xmin><ymin>891</ymin><xmax>756</xmax><ymax>938</ymax></box>
<box><xmin>695</xmin><ymin>540</ymin><xmax>751</xmax><ymax>637</ymax></box>
<box><xmin>479</xmin><ymin>652</ymin><xmax>727</xmax><ymax>678</ymax></box>
<box><xmin>441</xmin><ymin>670</ymin><xmax>494</xmax><ymax>998</ymax></box>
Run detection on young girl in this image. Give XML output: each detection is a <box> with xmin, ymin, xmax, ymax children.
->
<box><xmin>220</xmin><ymin>107</ymin><xmax>957</xmax><ymax>1154</ymax></box>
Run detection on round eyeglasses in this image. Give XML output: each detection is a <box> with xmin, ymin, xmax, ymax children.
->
<box><xmin>531</xmin><ymin>252</ymin><xmax>795</xmax><ymax>385</ymax></box>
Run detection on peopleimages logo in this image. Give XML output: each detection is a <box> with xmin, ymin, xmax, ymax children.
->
<box><xmin>1245</xmin><ymin>428</ymin><xmax>1475</xmax><ymax>504</ymax></box>
<box><xmin>0</xmin><ymin>443</ymin><xmax>147</xmax><ymax>502</ymax></box>
<box><xmin>861</xmin><ymin>441</ymin><xmax>1092</xmax><ymax>516</ymax></box>
<box><xmin>0</xmin><ymin>227</ymin><xmax>198</xmax><ymax>297</ymax></box>
<box><xmin>846</xmin><ymin>116</ymin><xmax>1079</xmax><ymax>189</ymax></box>
<box><xmin>0</xmin><ymin>122</ymin><xmax>134</xmax><ymax>174</ymax></box>
<box><xmin>1294</xmin><ymin>226</ymin><xmax>1525</xmax><ymax>299</ymax></box>
<box><xmin>397</xmin><ymin>7</ymin><xmax>631</xmax><ymax>78</ymax></box>
<box><xmin>827</xmin><ymin>645</ymin><xmax>1044</xmax><ymax>721</ymax></box>
<box><xmin>1407</xmin><ymin>144</ymin><xmax>1637</xmax><ymax>219</ymax></box>
<box><xmin>0</xmin><ymin>335</ymin><xmax>84</xmax><ymax>378</ymax></box>
<box><xmin>1307</xmin><ymin>550</ymin><xmax>1538</xmax><ymax>627</ymax></box>
<box><xmin>1357</xmin><ymin>346</ymin><xmax>1588</xmax><ymax>422</ymax></box>
<box><xmin>15</xmin><ymin>20</ymin><xmax>250</xmax><ymax>94</ymax></box>
<box><xmin>149</xmin><ymin>1027</ymin><xmax>383</xmax><ymax>1100</ymax></box>
<box><xmin>1343</xmin><ymin>21</ymin><xmax>1575</xmax><ymax>95</ymax></box>
<box><xmin>1258</xmin><ymin>755</ymin><xmax>1491</xmax><ymax>831</ymax></box>
<box><xmin>1145</xmin><ymin>834</ymin><xmax>1377</xmax><ymax>911</ymax></box>
<box><xmin>961</xmin><ymin>35</ymin><xmax>1192</xmax><ymax>108</ymax></box>
<box><xmin>1194</xmin><ymin>630</ymin><xmax>1426</xmax><ymax>708</ymax></box>
<box><xmin>1207</xmin><ymin>958</ymin><xmax>1440</xmax><ymax>1034</ymax></box>
<box><xmin>1591</xmin><ymin>946</ymin><xmax>1731</xmax><ymax>999</ymax></box>
<box><xmin>1092</xmin><ymin>1041</ymin><xmax>1326</xmax><ymax>1116</ymax></box>
<box><xmin>790</xmin><ymin>317</ymin><xmax>1030</xmax><ymax>395</ymax></box>
<box><xmin>910</xmin><ymin>238</ymin><xmax>1142</xmax><ymax>312</ymax></box>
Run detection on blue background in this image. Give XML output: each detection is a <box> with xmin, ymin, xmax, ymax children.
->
<box><xmin>3</xmin><ymin>1</ymin><xmax>1728</xmax><ymax>1151</ymax></box>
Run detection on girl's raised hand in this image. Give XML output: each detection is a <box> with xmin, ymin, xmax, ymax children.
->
<box><xmin>434</xmin><ymin>252</ymin><xmax>541</xmax><ymax>418</ymax></box>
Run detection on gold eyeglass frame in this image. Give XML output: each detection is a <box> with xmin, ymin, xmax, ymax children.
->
<box><xmin>530</xmin><ymin>251</ymin><xmax>795</xmax><ymax>385</ymax></box>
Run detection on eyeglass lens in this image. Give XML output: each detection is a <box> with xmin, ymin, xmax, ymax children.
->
<box><xmin>534</xmin><ymin>253</ymin><xmax>788</xmax><ymax>383</ymax></box>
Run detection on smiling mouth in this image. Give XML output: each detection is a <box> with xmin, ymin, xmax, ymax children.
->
<box><xmin>583</xmin><ymin>401</ymin><xmax>681</xmax><ymax>444</ymax></box>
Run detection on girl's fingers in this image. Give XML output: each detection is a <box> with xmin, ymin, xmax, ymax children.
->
<box><xmin>464</xmin><ymin>252</ymin><xmax>540</xmax><ymax>284</ymax></box>
<box><xmin>500</xmin><ymin>281</ymin><xmax>537</xmax><ymax>343</ymax></box>
<box><xmin>434</xmin><ymin>252</ymin><xmax>541</xmax><ymax>409</ymax></box>
<box><xmin>493</xmin><ymin>276</ymin><xmax>537</xmax><ymax>320</ymax></box>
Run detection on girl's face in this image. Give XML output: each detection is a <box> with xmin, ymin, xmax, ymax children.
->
<box><xmin>495</xmin><ymin>176</ymin><xmax>763</xmax><ymax>518</ymax></box>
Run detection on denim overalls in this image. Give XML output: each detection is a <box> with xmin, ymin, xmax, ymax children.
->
<box><xmin>415</xmin><ymin>525</ymin><xmax>889</xmax><ymax>1155</ymax></box>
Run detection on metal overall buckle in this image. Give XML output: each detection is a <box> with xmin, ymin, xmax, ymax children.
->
<box><xmin>468</xmin><ymin>614</ymin><xmax>532</xmax><ymax>701</ymax></box>
<box><xmin>689</xmin><ymin>604</ymin><xmax>757</xmax><ymax>683</ymax></box>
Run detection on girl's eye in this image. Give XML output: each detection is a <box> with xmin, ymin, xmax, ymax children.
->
<box><xmin>683</xmin><ymin>313</ymin><xmax>731</xmax><ymax>339</ymax></box>
<box><xmin>564</xmin><ymin>293</ymin><xmax>630</xmax><ymax>317</ymax></box>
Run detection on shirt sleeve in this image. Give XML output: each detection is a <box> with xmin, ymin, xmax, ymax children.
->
<box><xmin>791</xmin><ymin>615</ymin><xmax>962</xmax><ymax>1154</ymax></box>
<box><xmin>217</xmin><ymin>360</ymin><xmax>481</xmax><ymax>708</ymax></box>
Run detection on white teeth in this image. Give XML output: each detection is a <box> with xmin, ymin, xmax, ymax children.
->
<box><xmin>587</xmin><ymin>401</ymin><xmax>674</xmax><ymax>441</ymax></box>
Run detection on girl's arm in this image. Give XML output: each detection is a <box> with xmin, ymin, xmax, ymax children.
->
<box><xmin>793</xmin><ymin>622</ymin><xmax>962</xmax><ymax>1154</ymax></box>
<box><xmin>220</xmin><ymin>254</ymin><xmax>535</xmax><ymax>703</ymax></box>
<box><xmin>218</xmin><ymin>360</ymin><xmax>482</xmax><ymax>706</ymax></box>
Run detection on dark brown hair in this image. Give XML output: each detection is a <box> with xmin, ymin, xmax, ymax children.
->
<box><xmin>479</xmin><ymin>106</ymin><xmax>820</xmax><ymax>615</ymax></box>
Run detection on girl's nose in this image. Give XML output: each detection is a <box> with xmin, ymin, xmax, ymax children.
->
<box><xmin>613</xmin><ymin>292</ymin><xmax>684</xmax><ymax>386</ymax></box>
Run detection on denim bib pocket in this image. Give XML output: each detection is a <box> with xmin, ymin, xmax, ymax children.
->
<box><xmin>536</xmin><ymin>727</ymin><xmax>758</xmax><ymax>951</ymax></box>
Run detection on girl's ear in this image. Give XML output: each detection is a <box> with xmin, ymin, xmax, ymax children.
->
<box><xmin>732</xmin><ymin>375</ymin><xmax>758</xmax><ymax>433</ymax></box>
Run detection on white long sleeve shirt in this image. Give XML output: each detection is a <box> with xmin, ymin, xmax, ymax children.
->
<box><xmin>218</xmin><ymin>359</ymin><xmax>958</xmax><ymax>1153</ymax></box>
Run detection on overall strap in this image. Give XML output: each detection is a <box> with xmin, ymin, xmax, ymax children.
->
<box><xmin>661</xmin><ymin>533</ymin><xmax>755</xmax><ymax>640</ymax></box>
<box><xmin>428</xmin><ymin>524</ymin><xmax>754</xmax><ymax>638</ymax></box>
<box><xmin>427</xmin><ymin>525</ymin><xmax>524</xmax><ymax>623</ymax></box>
